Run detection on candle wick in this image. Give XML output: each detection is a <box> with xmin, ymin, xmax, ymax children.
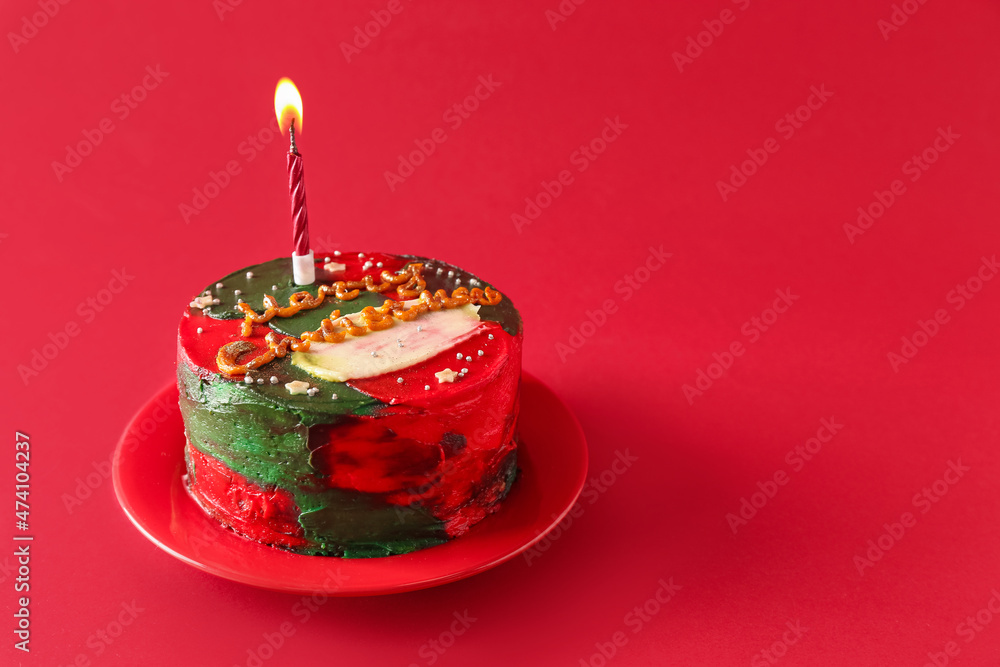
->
<box><xmin>288</xmin><ymin>122</ymin><xmax>299</xmax><ymax>155</ymax></box>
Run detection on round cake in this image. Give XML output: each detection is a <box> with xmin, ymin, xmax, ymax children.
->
<box><xmin>176</xmin><ymin>252</ymin><xmax>522</xmax><ymax>557</ymax></box>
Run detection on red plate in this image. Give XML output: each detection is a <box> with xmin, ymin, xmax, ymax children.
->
<box><xmin>112</xmin><ymin>372</ymin><xmax>588</xmax><ymax>596</ymax></box>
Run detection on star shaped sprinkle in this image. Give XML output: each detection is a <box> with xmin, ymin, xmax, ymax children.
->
<box><xmin>189</xmin><ymin>295</ymin><xmax>213</xmax><ymax>308</ymax></box>
<box><xmin>324</xmin><ymin>262</ymin><xmax>347</xmax><ymax>273</ymax></box>
<box><xmin>434</xmin><ymin>368</ymin><xmax>459</xmax><ymax>384</ymax></box>
<box><xmin>284</xmin><ymin>380</ymin><xmax>311</xmax><ymax>395</ymax></box>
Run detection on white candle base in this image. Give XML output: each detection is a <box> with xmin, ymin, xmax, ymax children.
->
<box><xmin>292</xmin><ymin>251</ymin><xmax>315</xmax><ymax>285</ymax></box>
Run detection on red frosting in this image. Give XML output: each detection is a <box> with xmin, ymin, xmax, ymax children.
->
<box><xmin>179</xmin><ymin>309</ymin><xmax>271</xmax><ymax>380</ymax></box>
<box><xmin>185</xmin><ymin>443</ymin><xmax>309</xmax><ymax>548</ymax></box>
<box><xmin>323</xmin><ymin>252</ymin><xmax>408</xmax><ymax>281</ymax></box>
<box><xmin>315</xmin><ymin>326</ymin><xmax>521</xmax><ymax>536</ymax></box>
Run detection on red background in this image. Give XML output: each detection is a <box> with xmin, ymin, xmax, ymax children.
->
<box><xmin>3</xmin><ymin>0</ymin><xmax>1000</xmax><ymax>665</ymax></box>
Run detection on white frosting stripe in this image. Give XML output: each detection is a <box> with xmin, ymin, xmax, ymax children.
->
<box><xmin>291</xmin><ymin>304</ymin><xmax>483</xmax><ymax>382</ymax></box>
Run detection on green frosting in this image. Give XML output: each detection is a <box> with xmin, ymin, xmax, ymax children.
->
<box><xmin>178</xmin><ymin>362</ymin><xmax>448</xmax><ymax>556</ymax></box>
<box><xmin>183</xmin><ymin>341</ymin><xmax>385</xmax><ymax>424</ymax></box>
<box><xmin>267</xmin><ymin>292</ymin><xmax>387</xmax><ymax>338</ymax></box>
<box><xmin>200</xmin><ymin>257</ymin><xmax>307</xmax><ymax>321</ymax></box>
<box><xmin>296</xmin><ymin>491</ymin><xmax>447</xmax><ymax>557</ymax></box>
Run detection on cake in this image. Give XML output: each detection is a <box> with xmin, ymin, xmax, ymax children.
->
<box><xmin>177</xmin><ymin>252</ymin><xmax>522</xmax><ymax>557</ymax></box>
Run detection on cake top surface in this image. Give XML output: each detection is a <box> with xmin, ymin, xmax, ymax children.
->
<box><xmin>179</xmin><ymin>252</ymin><xmax>521</xmax><ymax>423</ymax></box>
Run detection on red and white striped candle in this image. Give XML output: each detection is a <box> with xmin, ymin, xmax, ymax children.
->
<box><xmin>275</xmin><ymin>78</ymin><xmax>314</xmax><ymax>285</ymax></box>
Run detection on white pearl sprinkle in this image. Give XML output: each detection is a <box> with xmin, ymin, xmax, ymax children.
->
<box><xmin>270</xmin><ymin>376</ymin><xmax>278</xmax><ymax>384</ymax></box>
<box><xmin>244</xmin><ymin>376</ymin><xmax>253</xmax><ymax>384</ymax></box>
<box><xmin>397</xmin><ymin>377</ymin><xmax>404</xmax><ymax>384</ymax></box>
<box><xmin>376</xmin><ymin>261</ymin><xmax>383</xmax><ymax>268</ymax></box>
<box><xmin>307</xmin><ymin>387</ymin><xmax>319</xmax><ymax>396</ymax></box>
<box><xmin>196</xmin><ymin>327</ymin><xmax>203</xmax><ymax>334</ymax></box>
<box><xmin>470</xmin><ymin>279</ymin><xmax>479</xmax><ymax>286</ymax></box>
<box><xmin>324</xmin><ymin>257</ymin><xmax>331</xmax><ymax>262</ymax></box>
<box><xmin>447</xmin><ymin>270</ymin><xmax>454</xmax><ymax>278</ymax></box>
<box><xmin>478</xmin><ymin>350</ymin><xmax>484</xmax><ymax>357</ymax></box>
<box><xmin>456</xmin><ymin>353</ymin><xmax>463</xmax><ymax>360</ymax></box>
<box><xmin>234</xmin><ymin>289</ymin><xmax>241</xmax><ymax>296</ymax></box>
<box><xmin>246</xmin><ymin>271</ymin><xmax>254</xmax><ymax>279</ymax></box>
<box><xmin>331</xmin><ymin>393</ymin><xmax>338</xmax><ymax>400</ymax></box>
<box><xmin>256</xmin><ymin>378</ymin><xmax>264</xmax><ymax>385</ymax></box>
<box><xmin>436</xmin><ymin>268</ymin><xmax>443</xmax><ymax>275</ymax></box>
<box><xmin>363</xmin><ymin>261</ymin><xmax>373</xmax><ymax>270</ymax></box>
<box><xmin>358</xmin><ymin>252</ymin><xmax>365</xmax><ymax>258</ymax></box>
<box><xmin>417</xmin><ymin>325</ymin><xmax>422</xmax><ymax>332</ymax></box>
<box><xmin>272</xmin><ymin>285</ymin><xmax>278</xmax><ymax>291</ymax></box>
<box><xmin>216</xmin><ymin>282</ymin><xmax>224</xmax><ymax>289</ymax></box>
<box><xmin>488</xmin><ymin>334</ymin><xmax>494</xmax><ymax>340</ymax></box>
<box><xmin>212</xmin><ymin>298</ymin><xmax>220</xmax><ymax>305</ymax></box>
<box><xmin>203</xmin><ymin>290</ymin><xmax>210</xmax><ymax>296</ymax></box>
<box><xmin>334</xmin><ymin>250</ymin><xmax>341</xmax><ymax>256</ymax></box>
<box><xmin>371</xmin><ymin>351</ymin><xmax>378</xmax><ymax>357</ymax></box>
<box><xmin>238</xmin><ymin>298</ymin><xmax>244</xmax><ymax>304</ymax></box>
<box><xmin>465</xmin><ymin>356</ymin><xmax>472</xmax><ymax>362</ymax></box>
<box><xmin>424</xmin><ymin>385</ymin><xmax>430</xmax><ymax>391</ymax></box>
<box><xmin>461</xmin><ymin>368</ymin><xmax>468</xmax><ymax>374</ymax></box>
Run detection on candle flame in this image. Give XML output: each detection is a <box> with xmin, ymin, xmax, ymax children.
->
<box><xmin>274</xmin><ymin>78</ymin><xmax>303</xmax><ymax>135</ymax></box>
